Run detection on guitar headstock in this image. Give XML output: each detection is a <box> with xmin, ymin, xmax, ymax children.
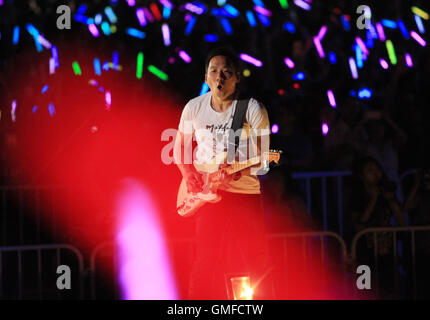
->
<box><xmin>263</xmin><ymin>149</ymin><xmax>282</xmax><ymax>164</ymax></box>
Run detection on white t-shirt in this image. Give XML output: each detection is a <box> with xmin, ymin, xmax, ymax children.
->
<box><xmin>178</xmin><ymin>92</ymin><xmax>270</xmax><ymax>194</ymax></box>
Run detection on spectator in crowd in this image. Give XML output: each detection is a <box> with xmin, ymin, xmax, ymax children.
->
<box><xmin>348</xmin><ymin>156</ymin><xmax>406</xmax><ymax>297</ymax></box>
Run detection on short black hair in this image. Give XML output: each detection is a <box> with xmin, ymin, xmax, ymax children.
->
<box><xmin>205</xmin><ymin>47</ymin><xmax>239</xmax><ymax>73</ymax></box>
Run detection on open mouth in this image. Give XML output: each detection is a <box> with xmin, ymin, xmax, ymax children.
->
<box><xmin>217</xmin><ymin>84</ymin><xmax>223</xmax><ymax>90</ymax></box>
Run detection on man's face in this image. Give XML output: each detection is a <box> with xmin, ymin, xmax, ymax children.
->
<box><xmin>205</xmin><ymin>55</ymin><xmax>240</xmax><ymax>100</ymax></box>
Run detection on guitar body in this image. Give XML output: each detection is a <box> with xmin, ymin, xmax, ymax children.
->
<box><xmin>176</xmin><ymin>150</ymin><xmax>281</xmax><ymax>217</ymax></box>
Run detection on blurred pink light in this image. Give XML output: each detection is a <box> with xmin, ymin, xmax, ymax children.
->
<box><xmin>254</xmin><ymin>6</ymin><xmax>272</xmax><ymax>17</ymax></box>
<box><xmin>105</xmin><ymin>91</ymin><xmax>112</xmax><ymax>110</ymax></box>
<box><xmin>284</xmin><ymin>57</ymin><xmax>295</xmax><ymax>69</ymax></box>
<box><xmin>376</xmin><ymin>23</ymin><xmax>386</xmax><ymax>41</ymax></box>
<box><xmin>349</xmin><ymin>57</ymin><xmax>358</xmax><ymax>79</ymax></box>
<box><xmin>317</xmin><ymin>25</ymin><xmax>327</xmax><ymax>40</ymax></box>
<box><xmin>313</xmin><ymin>37</ymin><xmax>325</xmax><ymax>58</ymax></box>
<box><xmin>405</xmin><ymin>53</ymin><xmax>413</xmax><ymax>67</ymax></box>
<box><xmin>239</xmin><ymin>53</ymin><xmax>263</xmax><ymax>67</ymax></box>
<box><xmin>88</xmin><ymin>24</ymin><xmax>100</xmax><ymax>37</ymax></box>
<box><xmin>327</xmin><ymin>90</ymin><xmax>336</xmax><ymax>108</ymax></box>
<box><xmin>178</xmin><ymin>50</ymin><xmax>192</xmax><ymax>63</ymax></box>
<box><xmin>379</xmin><ymin>59</ymin><xmax>389</xmax><ymax>69</ymax></box>
<box><xmin>294</xmin><ymin>0</ymin><xmax>311</xmax><ymax>11</ymax></box>
<box><xmin>127</xmin><ymin>0</ymin><xmax>136</xmax><ymax>6</ymax></box>
<box><xmin>271</xmin><ymin>124</ymin><xmax>279</xmax><ymax>134</ymax></box>
<box><xmin>410</xmin><ymin>31</ymin><xmax>426</xmax><ymax>46</ymax></box>
<box><xmin>322</xmin><ymin>123</ymin><xmax>329</xmax><ymax>136</ymax></box>
<box><xmin>136</xmin><ymin>9</ymin><xmax>147</xmax><ymax>26</ymax></box>
<box><xmin>355</xmin><ymin>37</ymin><xmax>369</xmax><ymax>55</ymax></box>
<box><xmin>161</xmin><ymin>23</ymin><xmax>171</xmax><ymax>46</ymax></box>
<box><xmin>115</xmin><ymin>179</ymin><xmax>178</xmax><ymax>300</ymax></box>
<box><xmin>159</xmin><ymin>0</ymin><xmax>174</xmax><ymax>9</ymax></box>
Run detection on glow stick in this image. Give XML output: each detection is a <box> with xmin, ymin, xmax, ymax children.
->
<box><xmin>379</xmin><ymin>58</ymin><xmax>389</xmax><ymax>70</ymax></box>
<box><xmin>95</xmin><ymin>14</ymin><xmax>103</xmax><ymax>24</ymax></box>
<box><xmin>105</xmin><ymin>91</ymin><xmax>112</xmax><ymax>110</ymax></box>
<box><xmin>72</xmin><ymin>61</ymin><xmax>82</xmax><ymax>75</ymax></box>
<box><xmin>163</xmin><ymin>6</ymin><xmax>171</xmax><ymax>19</ymax></box>
<box><xmin>381</xmin><ymin>19</ymin><xmax>396</xmax><ymax>29</ymax></box>
<box><xmin>49</xmin><ymin>58</ymin><xmax>56</xmax><ymax>74</ymax></box>
<box><xmin>284</xmin><ymin>57</ymin><xmax>295</xmax><ymax>69</ymax></box>
<box><xmin>405</xmin><ymin>53</ymin><xmax>413</xmax><ymax>67</ymax></box>
<box><xmin>200</xmin><ymin>82</ymin><xmax>209</xmax><ymax>96</ymax></box>
<box><xmin>313</xmin><ymin>37</ymin><xmax>325</xmax><ymax>58</ymax></box>
<box><xmin>52</xmin><ymin>46</ymin><xmax>59</xmax><ymax>67</ymax></box>
<box><xmin>137</xmin><ymin>52</ymin><xmax>144</xmax><ymax>79</ymax></box>
<box><xmin>77</xmin><ymin>4</ymin><xmax>87</xmax><ymax>14</ymax></box>
<box><xmin>327</xmin><ymin>90</ymin><xmax>336</xmax><ymax>108</ymax></box>
<box><xmin>150</xmin><ymin>3</ymin><xmax>162</xmax><ymax>20</ymax></box>
<box><xmin>317</xmin><ymin>25</ymin><xmax>327</xmax><ymax>40</ymax></box>
<box><xmin>397</xmin><ymin>20</ymin><xmax>409</xmax><ymax>39</ymax></box>
<box><xmin>293</xmin><ymin>72</ymin><xmax>305</xmax><ymax>80</ymax></box>
<box><xmin>385</xmin><ymin>40</ymin><xmax>397</xmax><ymax>65</ymax></box>
<box><xmin>204</xmin><ymin>34</ymin><xmax>218</xmax><ymax>42</ymax></box>
<box><xmin>136</xmin><ymin>8</ymin><xmax>147</xmax><ymax>26</ymax></box>
<box><xmin>143</xmin><ymin>8</ymin><xmax>155</xmax><ymax>23</ymax></box>
<box><xmin>185</xmin><ymin>16</ymin><xmax>197</xmax><ymax>35</ymax></box>
<box><xmin>147</xmin><ymin>65</ymin><xmax>168</xmax><ymax>81</ymax></box>
<box><xmin>254</xmin><ymin>6</ymin><xmax>272</xmax><ymax>17</ymax></box>
<box><xmin>376</xmin><ymin>23</ymin><xmax>385</xmax><ymax>41</ymax></box>
<box><xmin>127</xmin><ymin>0</ymin><xmax>136</xmax><ymax>6</ymax></box>
<box><xmin>178</xmin><ymin>50</ymin><xmax>192</xmax><ymax>63</ymax></box>
<box><xmin>48</xmin><ymin>103</ymin><xmax>56</xmax><ymax>117</ymax></box>
<box><xmin>294</xmin><ymin>0</ymin><xmax>311</xmax><ymax>11</ymax></box>
<box><xmin>104</xmin><ymin>7</ymin><xmax>118</xmax><ymax>24</ymax></box>
<box><xmin>284</xmin><ymin>22</ymin><xmax>296</xmax><ymax>33</ymax></box>
<box><xmin>32</xmin><ymin>106</ymin><xmax>37</xmax><ymax>114</ymax></box>
<box><xmin>11</xmin><ymin>100</ymin><xmax>17</xmax><ymax>122</ymax></box>
<box><xmin>162</xmin><ymin>23</ymin><xmax>171</xmax><ymax>46</ymax></box>
<box><xmin>410</xmin><ymin>31</ymin><xmax>426</xmax><ymax>46</ymax></box>
<box><xmin>329</xmin><ymin>52</ymin><xmax>337</xmax><ymax>64</ymax></box>
<box><xmin>88</xmin><ymin>24</ymin><xmax>100</xmax><ymax>37</ymax></box>
<box><xmin>246</xmin><ymin>11</ymin><xmax>257</xmax><ymax>27</ymax></box>
<box><xmin>220</xmin><ymin>18</ymin><xmax>232</xmax><ymax>34</ymax></box>
<box><xmin>412</xmin><ymin>6</ymin><xmax>429</xmax><ymax>20</ymax></box>
<box><xmin>341</xmin><ymin>15</ymin><xmax>351</xmax><ymax>31</ymax></box>
<box><xmin>101</xmin><ymin>22</ymin><xmax>111</xmax><ymax>35</ymax></box>
<box><xmin>37</xmin><ymin>35</ymin><xmax>52</xmax><ymax>49</ymax></box>
<box><xmin>126</xmin><ymin>28</ymin><xmax>146</xmax><ymax>39</ymax></box>
<box><xmin>279</xmin><ymin>0</ymin><xmax>288</xmax><ymax>9</ymax></box>
<box><xmin>322</xmin><ymin>123</ymin><xmax>329</xmax><ymax>136</ymax></box>
<box><xmin>13</xmin><ymin>26</ymin><xmax>19</xmax><ymax>45</ymax></box>
<box><xmin>348</xmin><ymin>57</ymin><xmax>358</xmax><ymax>79</ymax></box>
<box><xmin>415</xmin><ymin>15</ymin><xmax>425</xmax><ymax>34</ymax></box>
<box><xmin>184</xmin><ymin>3</ymin><xmax>205</xmax><ymax>15</ymax></box>
<box><xmin>355</xmin><ymin>45</ymin><xmax>363</xmax><ymax>69</ymax></box>
<box><xmin>355</xmin><ymin>36</ymin><xmax>369</xmax><ymax>55</ymax></box>
<box><xmin>94</xmin><ymin>58</ymin><xmax>101</xmax><ymax>76</ymax></box>
<box><xmin>271</xmin><ymin>124</ymin><xmax>279</xmax><ymax>134</ymax></box>
<box><xmin>239</xmin><ymin>53</ymin><xmax>263</xmax><ymax>67</ymax></box>
<box><xmin>224</xmin><ymin>4</ymin><xmax>240</xmax><ymax>17</ymax></box>
<box><xmin>74</xmin><ymin>14</ymin><xmax>88</xmax><ymax>24</ymax></box>
<box><xmin>159</xmin><ymin>0</ymin><xmax>173</xmax><ymax>10</ymax></box>
<box><xmin>257</xmin><ymin>13</ymin><xmax>270</xmax><ymax>26</ymax></box>
<box><xmin>42</xmin><ymin>85</ymin><xmax>49</xmax><ymax>94</ymax></box>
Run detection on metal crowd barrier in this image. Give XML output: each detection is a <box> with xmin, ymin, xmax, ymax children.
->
<box><xmin>0</xmin><ymin>244</ymin><xmax>84</xmax><ymax>299</ymax></box>
<box><xmin>351</xmin><ymin>226</ymin><xmax>430</xmax><ymax>299</ymax></box>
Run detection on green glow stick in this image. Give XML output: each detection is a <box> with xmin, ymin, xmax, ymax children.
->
<box><xmin>136</xmin><ymin>52</ymin><xmax>144</xmax><ymax>79</ymax></box>
<box><xmin>386</xmin><ymin>40</ymin><xmax>397</xmax><ymax>65</ymax></box>
<box><xmin>72</xmin><ymin>61</ymin><xmax>82</xmax><ymax>76</ymax></box>
<box><xmin>147</xmin><ymin>65</ymin><xmax>168</xmax><ymax>81</ymax></box>
<box><xmin>412</xmin><ymin>6</ymin><xmax>429</xmax><ymax>20</ymax></box>
<box><xmin>279</xmin><ymin>0</ymin><xmax>288</xmax><ymax>9</ymax></box>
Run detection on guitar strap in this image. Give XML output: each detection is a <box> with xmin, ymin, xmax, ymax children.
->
<box><xmin>227</xmin><ymin>98</ymin><xmax>250</xmax><ymax>163</ymax></box>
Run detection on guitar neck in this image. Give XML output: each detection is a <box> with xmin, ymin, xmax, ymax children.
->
<box><xmin>225</xmin><ymin>156</ymin><xmax>262</xmax><ymax>175</ymax></box>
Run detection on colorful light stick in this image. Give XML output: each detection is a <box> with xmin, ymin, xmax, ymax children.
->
<box><xmin>184</xmin><ymin>3</ymin><xmax>205</xmax><ymax>15</ymax></box>
<box><xmin>340</xmin><ymin>15</ymin><xmax>351</xmax><ymax>31</ymax></box>
<box><xmin>48</xmin><ymin>103</ymin><xmax>56</xmax><ymax>117</ymax></box>
<box><xmin>105</xmin><ymin>91</ymin><xmax>112</xmax><ymax>110</ymax></box>
<box><xmin>284</xmin><ymin>57</ymin><xmax>295</xmax><ymax>69</ymax></box>
<box><xmin>254</xmin><ymin>6</ymin><xmax>272</xmax><ymax>17</ymax></box>
<box><xmin>200</xmin><ymin>82</ymin><xmax>209</xmax><ymax>96</ymax></box>
<box><xmin>279</xmin><ymin>0</ymin><xmax>288</xmax><ymax>9</ymax></box>
<box><xmin>163</xmin><ymin>6</ymin><xmax>171</xmax><ymax>19</ymax></box>
<box><xmin>104</xmin><ymin>7</ymin><xmax>118</xmax><ymax>24</ymax></box>
<box><xmin>257</xmin><ymin>13</ymin><xmax>270</xmax><ymax>26</ymax></box>
<box><xmin>317</xmin><ymin>25</ymin><xmax>327</xmax><ymax>40</ymax></box>
<box><xmin>355</xmin><ymin>45</ymin><xmax>363</xmax><ymax>69</ymax></box>
<box><xmin>313</xmin><ymin>37</ymin><xmax>325</xmax><ymax>58</ymax></box>
<box><xmin>405</xmin><ymin>53</ymin><xmax>413</xmax><ymax>67</ymax></box>
<box><xmin>355</xmin><ymin>36</ymin><xmax>369</xmax><ymax>55</ymax></box>
<box><xmin>415</xmin><ymin>15</ymin><xmax>425</xmax><ymax>34</ymax></box>
<box><xmin>397</xmin><ymin>20</ymin><xmax>409</xmax><ymax>39</ymax></box>
<box><xmin>381</xmin><ymin>19</ymin><xmax>396</xmax><ymax>29</ymax></box>
<box><xmin>294</xmin><ymin>0</ymin><xmax>311</xmax><ymax>11</ymax></box>
<box><xmin>349</xmin><ymin>57</ymin><xmax>358</xmax><ymax>79</ymax></box>
<box><xmin>150</xmin><ymin>3</ymin><xmax>162</xmax><ymax>20</ymax></box>
<box><xmin>204</xmin><ymin>34</ymin><xmax>218</xmax><ymax>42</ymax></box>
<box><xmin>159</xmin><ymin>0</ymin><xmax>173</xmax><ymax>10</ymax></box>
<box><xmin>385</xmin><ymin>40</ymin><xmax>397</xmax><ymax>65</ymax></box>
<box><xmin>143</xmin><ymin>7</ymin><xmax>155</xmax><ymax>22</ymax></box>
<box><xmin>271</xmin><ymin>124</ymin><xmax>279</xmax><ymax>134</ymax></box>
<box><xmin>127</xmin><ymin>28</ymin><xmax>146</xmax><ymax>39</ymax></box>
<box><xmin>379</xmin><ymin>58</ymin><xmax>389</xmax><ymax>70</ymax></box>
<box><xmin>410</xmin><ymin>31</ymin><xmax>426</xmax><ymax>46</ymax></box>
<box><xmin>322</xmin><ymin>123</ymin><xmax>329</xmax><ymax>136</ymax></box>
<box><xmin>239</xmin><ymin>53</ymin><xmax>263</xmax><ymax>67</ymax></box>
<box><xmin>246</xmin><ymin>11</ymin><xmax>257</xmax><ymax>27</ymax></box>
<box><xmin>11</xmin><ymin>100</ymin><xmax>17</xmax><ymax>122</ymax></box>
<box><xmin>13</xmin><ymin>26</ymin><xmax>19</xmax><ymax>45</ymax></box>
<box><xmin>220</xmin><ymin>18</ymin><xmax>232</xmax><ymax>34</ymax></box>
<box><xmin>412</xmin><ymin>6</ymin><xmax>429</xmax><ymax>20</ymax></box>
<box><xmin>148</xmin><ymin>65</ymin><xmax>168</xmax><ymax>81</ymax></box>
<box><xmin>136</xmin><ymin>8</ymin><xmax>147</xmax><ymax>26</ymax></box>
<box><xmin>224</xmin><ymin>4</ymin><xmax>240</xmax><ymax>16</ymax></box>
<box><xmin>88</xmin><ymin>24</ymin><xmax>100</xmax><ymax>37</ymax></box>
<box><xmin>95</xmin><ymin>14</ymin><xmax>103</xmax><ymax>24</ymax></box>
<box><xmin>284</xmin><ymin>22</ymin><xmax>296</xmax><ymax>33</ymax></box>
<box><xmin>137</xmin><ymin>52</ymin><xmax>144</xmax><ymax>79</ymax></box>
<box><xmin>178</xmin><ymin>50</ymin><xmax>192</xmax><ymax>63</ymax></box>
<box><xmin>51</xmin><ymin>46</ymin><xmax>59</xmax><ymax>67</ymax></box>
<box><xmin>73</xmin><ymin>61</ymin><xmax>82</xmax><ymax>76</ymax></box>
<box><xmin>162</xmin><ymin>23</ymin><xmax>171</xmax><ymax>46</ymax></box>
<box><xmin>185</xmin><ymin>16</ymin><xmax>197</xmax><ymax>35</ymax></box>
<box><xmin>329</xmin><ymin>52</ymin><xmax>337</xmax><ymax>64</ymax></box>
<box><xmin>376</xmin><ymin>23</ymin><xmax>386</xmax><ymax>41</ymax></box>
<box><xmin>101</xmin><ymin>22</ymin><xmax>111</xmax><ymax>35</ymax></box>
<box><xmin>127</xmin><ymin>0</ymin><xmax>136</xmax><ymax>6</ymax></box>
<box><xmin>49</xmin><ymin>58</ymin><xmax>56</xmax><ymax>74</ymax></box>
<box><xmin>41</xmin><ymin>85</ymin><xmax>49</xmax><ymax>94</ymax></box>
<box><xmin>327</xmin><ymin>90</ymin><xmax>336</xmax><ymax>108</ymax></box>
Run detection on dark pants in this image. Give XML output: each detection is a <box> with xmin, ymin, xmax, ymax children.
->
<box><xmin>188</xmin><ymin>191</ymin><xmax>273</xmax><ymax>299</ymax></box>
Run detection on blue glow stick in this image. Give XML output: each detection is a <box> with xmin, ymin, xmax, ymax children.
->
<box><xmin>163</xmin><ymin>6</ymin><xmax>171</xmax><ymax>19</ymax></box>
<box><xmin>126</xmin><ymin>28</ymin><xmax>146</xmax><ymax>39</ymax></box>
<box><xmin>415</xmin><ymin>15</ymin><xmax>425</xmax><ymax>34</ymax></box>
<box><xmin>220</xmin><ymin>18</ymin><xmax>233</xmax><ymax>34</ymax></box>
<box><xmin>284</xmin><ymin>22</ymin><xmax>296</xmax><ymax>33</ymax></box>
<box><xmin>113</xmin><ymin>51</ymin><xmax>119</xmax><ymax>69</ymax></box>
<box><xmin>257</xmin><ymin>13</ymin><xmax>270</xmax><ymax>26</ymax></box>
<box><xmin>13</xmin><ymin>26</ymin><xmax>19</xmax><ymax>45</ymax></box>
<box><xmin>48</xmin><ymin>103</ymin><xmax>56</xmax><ymax>117</ymax></box>
<box><xmin>293</xmin><ymin>72</ymin><xmax>305</xmax><ymax>80</ymax></box>
<box><xmin>253</xmin><ymin>0</ymin><xmax>265</xmax><ymax>7</ymax></box>
<box><xmin>32</xmin><ymin>106</ymin><xmax>38</xmax><ymax>114</ymax></box>
<box><xmin>355</xmin><ymin>45</ymin><xmax>363</xmax><ymax>69</ymax></box>
<box><xmin>185</xmin><ymin>16</ymin><xmax>197</xmax><ymax>35</ymax></box>
<box><xmin>246</xmin><ymin>11</ymin><xmax>257</xmax><ymax>27</ymax></box>
<box><xmin>41</xmin><ymin>85</ymin><xmax>49</xmax><ymax>94</ymax></box>
<box><xmin>77</xmin><ymin>4</ymin><xmax>87</xmax><ymax>14</ymax></box>
<box><xmin>224</xmin><ymin>4</ymin><xmax>239</xmax><ymax>17</ymax></box>
<box><xmin>204</xmin><ymin>34</ymin><xmax>218</xmax><ymax>42</ymax></box>
<box><xmin>95</xmin><ymin>14</ymin><xmax>103</xmax><ymax>24</ymax></box>
<box><xmin>200</xmin><ymin>82</ymin><xmax>209</xmax><ymax>96</ymax></box>
<box><xmin>94</xmin><ymin>58</ymin><xmax>102</xmax><ymax>75</ymax></box>
<box><xmin>52</xmin><ymin>46</ymin><xmax>59</xmax><ymax>67</ymax></box>
<box><xmin>101</xmin><ymin>22</ymin><xmax>111</xmax><ymax>35</ymax></box>
<box><xmin>74</xmin><ymin>14</ymin><xmax>88</xmax><ymax>24</ymax></box>
<box><xmin>381</xmin><ymin>19</ymin><xmax>397</xmax><ymax>29</ymax></box>
<box><xmin>87</xmin><ymin>18</ymin><xmax>95</xmax><ymax>25</ymax></box>
<box><xmin>397</xmin><ymin>20</ymin><xmax>409</xmax><ymax>39</ymax></box>
<box><xmin>340</xmin><ymin>15</ymin><xmax>351</xmax><ymax>31</ymax></box>
<box><xmin>104</xmin><ymin>7</ymin><xmax>118</xmax><ymax>24</ymax></box>
<box><xmin>329</xmin><ymin>52</ymin><xmax>337</xmax><ymax>64</ymax></box>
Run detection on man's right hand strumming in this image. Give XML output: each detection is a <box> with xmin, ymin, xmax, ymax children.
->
<box><xmin>184</xmin><ymin>169</ymin><xmax>204</xmax><ymax>193</ymax></box>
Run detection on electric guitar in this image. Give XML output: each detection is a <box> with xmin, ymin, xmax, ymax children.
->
<box><xmin>176</xmin><ymin>150</ymin><xmax>282</xmax><ymax>217</ymax></box>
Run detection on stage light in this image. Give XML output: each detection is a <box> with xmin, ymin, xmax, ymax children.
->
<box><xmin>230</xmin><ymin>276</ymin><xmax>253</xmax><ymax>300</ymax></box>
